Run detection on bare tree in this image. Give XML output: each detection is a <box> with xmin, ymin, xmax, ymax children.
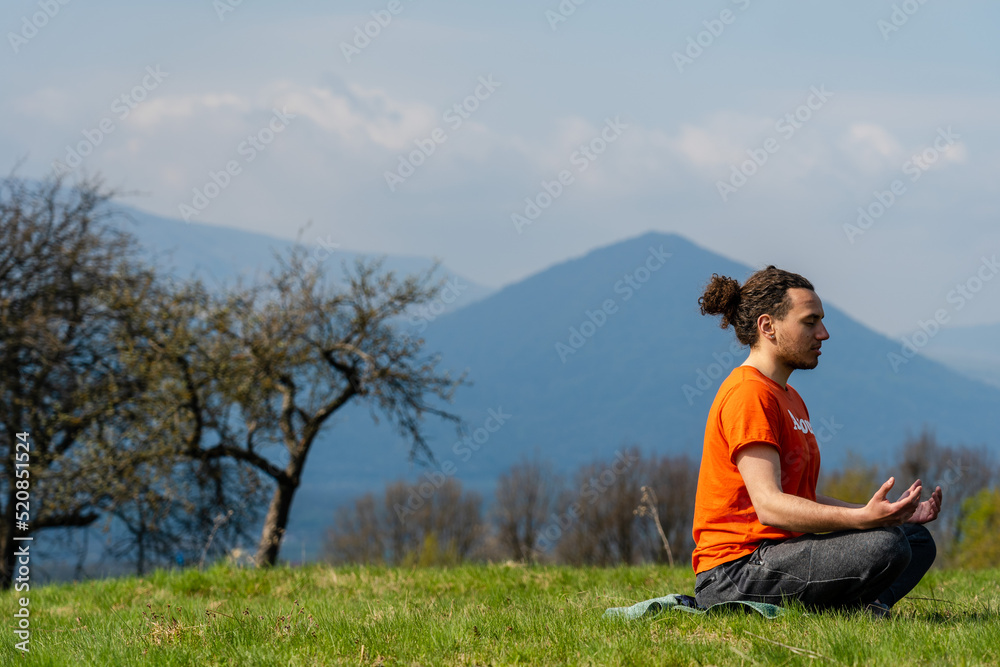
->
<box><xmin>640</xmin><ymin>453</ymin><xmax>698</xmax><ymax>566</ymax></box>
<box><xmin>0</xmin><ymin>174</ymin><xmax>277</xmax><ymax>584</ymax></box>
<box><xmin>324</xmin><ymin>477</ymin><xmax>484</xmax><ymax>565</ymax></box>
<box><xmin>0</xmin><ymin>175</ymin><xmax>187</xmax><ymax>586</ymax></box>
<box><xmin>552</xmin><ymin>446</ymin><xmax>643</xmax><ymax>566</ymax></box>
<box><xmin>325</xmin><ymin>493</ymin><xmax>384</xmax><ymax>565</ymax></box>
<box><xmin>98</xmin><ymin>268</ymin><xmax>268</xmax><ymax>573</ymax></box>
<box><xmin>417</xmin><ymin>478</ymin><xmax>485</xmax><ymax>562</ymax></box>
<box><xmin>635</xmin><ymin>487</ymin><xmax>674</xmax><ymax>566</ymax></box>
<box><xmin>147</xmin><ymin>246</ymin><xmax>469</xmax><ymax>567</ymax></box>
<box><xmin>892</xmin><ymin>428</ymin><xmax>996</xmax><ymax>558</ymax></box>
<box><xmin>493</xmin><ymin>457</ymin><xmax>560</xmax><ymax>562</ymax></box>
<box><xmin>382</xmin><ymin>481</ymin><xmax>422</xmax><ymax>562</ymax></box>
<box><xmin>213</xmin><ymin>252</ymin><xmax>466</xmax><ymax>566</ymax></box>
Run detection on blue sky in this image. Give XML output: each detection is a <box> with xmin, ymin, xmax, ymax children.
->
<box><xmin>4</xmin><ymin>0</ymin><xmax>999</xmax><ymax>337</ymax></box>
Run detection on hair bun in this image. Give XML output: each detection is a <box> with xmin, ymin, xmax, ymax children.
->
<box><xmin>698</xmin><ymin>273</ymin><xmax>741</xmax><ymax>328</ymax></box>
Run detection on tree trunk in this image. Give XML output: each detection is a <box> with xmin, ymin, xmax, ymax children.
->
<box><xmin>255</xmin><ymin>477</ymin><xmax>299</xmax><ymax>567</ymax></box>
<box><xmin>252</xmin><ymin>400</ymin><xmax>339</xmax><ymax>567</ymax></box>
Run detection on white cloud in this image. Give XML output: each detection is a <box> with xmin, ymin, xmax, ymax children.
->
<box><xmin>268</xmin><ymin>81</ymin><xmax>438</xmax><ymax>152</ymax></box>
<box><xmin>675</xmin><ymin>123</ymin><xmax>736</xmax><ymax>169</ymax></box>
<box><xmin>672</xmin><ymin>113</ymin><xmax>774</xmax><ymax>170</ymax></box>
<box><xmin>838</xmin><ymin>122</ymin><xmax>902</xmax><ymax>173</ymax></box>
<box><xmin>126</xmin><ymin>93</ymin><xmax>251</xmax><ymax>129</ymax></box>
<box><xmin>942</xmin><ymin>141</ymin><xmax>968</xmax><ymax>164</ymax></box>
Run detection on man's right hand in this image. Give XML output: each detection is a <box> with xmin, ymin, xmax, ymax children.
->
<box><xmin>860</xmin><ymin>477</ymin><xmax>922</xmax><ymax>528</ymax></box>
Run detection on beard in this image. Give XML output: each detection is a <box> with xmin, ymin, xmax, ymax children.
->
<box><xmin>775</xmin><ymin>339</ymin><xmax>819</xmax><ymax>370</ymax></box>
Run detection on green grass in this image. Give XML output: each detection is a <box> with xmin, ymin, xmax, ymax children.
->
<box><xmin>3</xmin><ymin>563</ymin><xmax>999</xmax><ymax>665</ymax></box>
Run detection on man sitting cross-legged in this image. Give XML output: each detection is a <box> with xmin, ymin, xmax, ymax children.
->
<box><xmin>692</xmin><ymin>266</ymin><xmax>942</xmax><ymax>616</ymax></box>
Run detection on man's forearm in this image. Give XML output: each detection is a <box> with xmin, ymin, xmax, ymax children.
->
<box><xmin>736</xmin><ymin>445</ymin><xmax>920</xmax><ymax>533</ymax></box>
<box><xmin>756</xmin><ymin>492</ymin><xmax>868</xmax><ymax>533</ymax></box>
<box><xmin>816</xmin><ymin>494</ymin><xmax>864</xmax><ymax>510</ymax></box>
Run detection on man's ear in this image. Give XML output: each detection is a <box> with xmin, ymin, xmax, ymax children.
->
<box><xmin>757</xmin><ymin>314</ymin><xmax>775</xmax><ymax>340</ymax></box>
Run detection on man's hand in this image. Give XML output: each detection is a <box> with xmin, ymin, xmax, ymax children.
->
<box><xmin>908</xmin><ymin>484</ymin><xmax>943</xmax><ymax>524</ymax></box>
<box><xmin>860</xmin><ymin>477</ymin><xmax>922</xmax><ymax>529</ymax></box>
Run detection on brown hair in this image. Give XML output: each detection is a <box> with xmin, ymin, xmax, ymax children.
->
<box><xmin>698</xmin><ymin>266</ymin><xmax>814</xmax><ymax>346</ymax></box>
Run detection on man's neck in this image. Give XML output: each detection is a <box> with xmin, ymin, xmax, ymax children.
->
<box><xmin>741</xmin><ymin>349</ymin><xmax>792</xmax><ymax>389</ymax></box>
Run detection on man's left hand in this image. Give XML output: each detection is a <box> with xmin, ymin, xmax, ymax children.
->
<box><xmin>908</xmin><ymin>485</ymin><xmax>943</xmax><ymax>524</ymax></box>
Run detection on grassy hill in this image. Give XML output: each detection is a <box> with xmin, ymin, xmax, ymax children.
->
<box><xmin>4</xmin><ymin>563</ymin><xmax>999</xmax><ymax>665</ymax></box>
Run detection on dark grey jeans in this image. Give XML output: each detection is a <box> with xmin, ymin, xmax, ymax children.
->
<box><xmin>694</xmin><ymin>524</ymin><xmax>936</xmax><ymax>610</ymax></box>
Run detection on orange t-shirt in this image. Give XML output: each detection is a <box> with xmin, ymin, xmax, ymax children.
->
<box><xmin>691</xmin><ymin>365</ymin><xmax>821</xmax><ymax>574</ymax></box>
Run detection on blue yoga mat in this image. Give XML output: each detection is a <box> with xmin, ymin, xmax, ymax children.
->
<box><xmin>603</xmin><ymin>594</ymin><xmax>784</xmax><ymax>620</ymax></box>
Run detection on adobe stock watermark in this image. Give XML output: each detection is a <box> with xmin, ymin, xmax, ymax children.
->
<box><xmin>341</xmin><ymin>0</ymin><xmax>415</xmax><ymax>63</ymax></box>
<box><xmin>673</xmin><ymin>0</ymin><xmax>752</xmax><ymax>73</ymax></box>
<box><xmin>213</xmin><ymin>0</ymin><xmax>246</xmax><ymax>22</ymax></box>
<box><xmin>555</xmin><ymin>245</ymin><xmax>671</xmax><ymax>363</ymax></box>
<box><xmin>681</xmin><ymin>339</ymin><xmax>744</xmax><ymax>405</ymax></box>
<box><xmin>887</xmin><ymin>254</ymin><xmax>1000</xmax><ymax>373</ymax></box>
<box><xmin>301</xmin><ymin>235</ymin><xmax>340</xmax><ymax>274</ymax></box>
<box><xmin>929</xmin><ymin>457</ymin><xmax>970</xmax><ymax>500</ymax></box>
<box><xmin>12</xmin><ymin>431</ymin><xmax>31</xmax><ymax>652</ymax></box>
<box><xmin>51</xmin><ymin>66</ymin><xmax>169</xmax><ymax>176</ymax></box>
<box><xmin>777</xmin><ymin>414</ymin><xmax>843</xmax><ymax>487</ymax></box>
<box><xmin>843</xmin><ymin>126</ymin><xmax>959</xmax><ymax>244</ymax></box>
<box><xmin>178</xmin><ymin>107</ymin><xmax>296</xmax><ymax>222</ymax></box>
<box><xmin>716</xmin><ymin>85</ymin><xmax>833</xmax><ymax>202</ymax></box>
<box><xmin>384</xmin><ymin>75</ymin><xmax>501</xmax><ymax>192</ymax></box>
<box><xmin>7</xmin><ymin>0</ymin><xmax>72</xmax><ymax>54</ymax></box>
<box><xmin>545</xmin><ymin>0</ymin><xmax>590</xmax><ymax>31</ymax></box>
<box><xmin>785</xmin><ymin>412</ymin><xmax>844</xmax><ymax>445</ymax></box>
<box><xmin>393</xmin><ymin>407</ymin><xmax>512</xmax><ymax>522</ymax></box>
<box><xmin>408</xmin><ymin>276</ymin><xmax>468</xmax><ymax>333</ymax></box>
<box><xmin>511</xmin><ymin>116</ymin><xmax>628</xmax><ymax>234</ymax></box>
<box><xmin>877</xmin><ymin>0</ymin><xmax>932</xmax><ymax>42</ymax></box>
<box><xmin>532</xmin><ymin>449</ymin><xmax>639</xmax><ymax>555</ymax></box>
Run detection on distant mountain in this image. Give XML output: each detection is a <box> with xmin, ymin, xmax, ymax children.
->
<box><xmin>917</xmin><ymin>323</ymin><xmax>1000</xmax><ymax>389</ymax></box>
<box><xmin>116</xmin><ymin>205</ymin><xmax>495</xmax><ymax>315</ymax></box>
<box><xmin>286</xmin><ymin>231</ymin><xmax>1000</xmax><ymax>555</ymax></box>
